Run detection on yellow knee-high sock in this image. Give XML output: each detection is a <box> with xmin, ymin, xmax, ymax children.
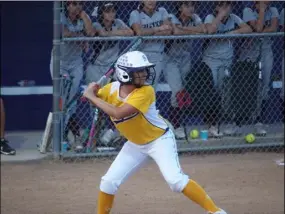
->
<box><xmin>182</xmin><ymin>179</ymin><xmax>220</xmax><ymax>213</ymax></box>
<box><xmin>97</xmin><ymin>191</ymin><xmax>115</xmax><ymax>214</ymax></box>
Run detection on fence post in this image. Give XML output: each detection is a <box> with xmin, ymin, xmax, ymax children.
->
<box><xmin>52</xmin><ymin>1</ymin><xmax>61</xmax><ymax>159</ymax></box>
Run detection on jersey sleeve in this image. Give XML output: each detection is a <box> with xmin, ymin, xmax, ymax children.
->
<box><xmin>194</xmin><ymin>14</ymin><xmax>203</xmax><ymax>25</ymax></box>
<box><xmin>159</xmin><ymin>7</ymin><xmax>169</xmax><ymax>21</ymax></box>
<box><xmin>129</xmin><ymin>10</ymin><xmax>140</xmax><ymax>27</ymax></box>
<box><xmin>204</xmin><ymin>14</ymin><xmax>215</xmax><ymax>24</ymax></box>
<box><xmin>269</xmin><ymin>7</ymin><xmax>279</xmax><ymax>19</ymax></box>
<box><xmin>231</xmin><ymin>14</ymin><xmax>245</xmax><ymax>25</ymax></box>
<box><xmin>243</xmin><ymin>7</ymin><xmax>256</xmax><ymax>23</ymax></box>
<box><xmin>169</xmin><ymin>14</ymin><xmax>180</xmax><ymax>25</ymax></box>
<box><xmin>115</xmin><ymin>19</ymin><xmax>129</xmax><ymax>29</ymax></box>
<box><xmin>97</xmin><ymin>83</ymin><xmax>112</xmax><ymax>102</ymax></box>
<box><xmin>93</xmin><ymin>22</ymin><xmax>103</xmax><ymax>30</ymax></box>
<box><xmin>126</xmin><ymin>86</ymin><xmax>155</xmax><ymax>114</ymax></box>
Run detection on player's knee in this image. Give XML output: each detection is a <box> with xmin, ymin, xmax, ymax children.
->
<box><xmin>99</xmin><ymin>176</ymin><xmax>121</xmax><ymax>195</ymax></box>
<box><xmin>167</xmin><ymin>174</ymin><xmax>189</xmax><ymax>193</ymax></box>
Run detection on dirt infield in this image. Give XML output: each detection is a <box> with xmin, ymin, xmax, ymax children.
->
<box><xmin>1</xmin><ymin>152</ymin><xmax>284</xmax><ymax>214</ymax></box>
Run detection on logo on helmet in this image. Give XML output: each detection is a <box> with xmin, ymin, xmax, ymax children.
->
<box><xmin>142</xmin><ymin>55</ymin><xmax>147</xmax><ymax>62</ymax></box>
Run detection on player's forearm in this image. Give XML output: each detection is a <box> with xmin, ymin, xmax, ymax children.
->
<box><xmin>205</xmin><ymin>22</ymin><xmax>221</xmax><ymax>34</ymax></box>
<box><xmin>175</xmin><ymin>25</ymin><xmax>206</xmax><ymax>35</ymax></box>
<box><xmin>154</xmin><ymin>29</ymin><xmax>172</xmax><ymax>35</ymax></box>
<box><xmin>81</xmin><ymin>15</ymin><xmax>96</xmax><ymax>36</ymax></box>
<box><xmin>255</xmin><ymin>11</ymin><xmax>265</xmax><ymax>32</ymax></box>
<box><xmin>63</xmin><ymin>29</ymin><xmax>83</xmax><ymax>37</ymax></box>
<box><xmin>262</xmin><ymin>26</ymin><xmax>277</xmax><ymax>33</ymax></box>
<box><xmin>102</xmin><ymin>29</ymin><xmax>134</xmax><ymax>37</ymax></box>
<box><xmin>135</xmin><ymin>27</ymin><xmax>160</xmax><ymax>36</ymax></box>
<box><xmin>228</xmin><ymin>25</ymin><xmax>252</xmax><ymax>34</ymax></box>
<box><xmin>262</xmin><ymin>27</ymin><xmax>275</xmax><ymax>33</ymax></box>
<box><xmin>206</xmin><ymin>15</ymin><xmax>224</xmax><ymax>34</ymax></box>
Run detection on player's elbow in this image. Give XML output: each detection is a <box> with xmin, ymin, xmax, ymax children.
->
<box><xmin>134</xmin><ymin>30</ymin><xmax>143</xmax><ymax>36</ymax></box>
<box><xmin>112</xmin><ymin>109</ymin><xmax>126</xmax><ymax>120</ymax></box>
<box><xmin>85</xmin><ymin>30</ymin><xmax>95</xmax><ymax>37</ymax></box>
<box><xmin>255</xmin><ymin>25</ymin><xmax>264</xmax><ymax>33</ymax></box>
<box><xmin>111</xmin><ymin>110</ymin><xmax>121</xmax><ymax>120</ymax></box>
<box><xmin>127</xmin><ymin>29</ymin><xmax>135</xmax><ymax>36</ymax></box>
<box><xmin>241</xmin><ymin>25</ymin><xmax>253</xmax><ymax>33</ymax></box>
<box><xmin>206</xmin><ymin>25</ymin><xmax>217</xmax><ymax>34</ymax></box>
<box><xmin>266</xmin><ymin>25</ymin><xmax>278</xmax><ymax>32</ymax></box>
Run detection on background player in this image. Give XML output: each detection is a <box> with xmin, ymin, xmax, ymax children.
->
<box><xmin>129</xmin><ymin>0</ymin><xmax>172</xmax><ymax>90</ymax></box>
<box><xmin>164</xmin><ymin>1</ymin><xmax>206</xmax><ymax>139</ymax></box>
<box><xmin>228</xmin><ymin>1</ymin><xmax>279</xmax><ymax>136</ymax></box>
<box><xmin>49</xmin><ymin>1</ymin><xmax>95</xmax><ymax>144</ymax></box>
<box><xmin>86</xmin><ymin>2</ymin><xmax>134</xmax><ymax>145</ymax></box>
<box><xmin>0</xmin><ymin>98</ymin><xmax>16</xmax><ymax>155</ymax></box>
<box><xmin>83</xmin><ymin>51</ymin><xmax>227</xmax><ymax>214</ymax></box>
<box><xmin>86</xmin><ymin>2</ymin><xmax>133</xmax><ymax>84</ymax></box>
<box><xmin>203</xmin><ymin>1</ymin><xmax>252</xmax><ymax>137</ymax></box>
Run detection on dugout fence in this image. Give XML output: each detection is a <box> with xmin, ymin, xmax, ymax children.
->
<box><xmin>50</xmin><ymin>1</ymin><xmax>284</xmax><ymax>159</ymax></box>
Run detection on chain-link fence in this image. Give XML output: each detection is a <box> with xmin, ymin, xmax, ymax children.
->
<box><xmin>49</xmin><ymin>1</ymin><xmax>284</xmax><ymax>159</ymax></box>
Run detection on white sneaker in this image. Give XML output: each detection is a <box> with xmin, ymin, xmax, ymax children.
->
<box><xmin>224</xmin><ymin>123</ymin><xmax>242</xmax><ymax>136</ymax></box>
<box><xmin>174</xmin><ymin>127</ymin><xmax>186</xmax><ymax>139</ymax></box>
<box><xmin>209</xmin><ymin>126</ymin><xmax>223</xmax><ymax>138</ymax></box>
<box><xmin>208</xmin><ymin>209</ymin><xmax>227</xmax><ymax>214</ymax></box>
<box><xmin>254</xmin><ymin>122</ymin><xmax>267</xmax><ymax>136</ymax></box>
<box><xmin>100</xmin><ymin>129</ymin><xmax>117</xmax><ymax>146</ymax></box>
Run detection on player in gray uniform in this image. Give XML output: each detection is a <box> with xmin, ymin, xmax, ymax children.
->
<box><xmin>49</xmin><ymin>1</ymin><xmax>95</xmax><ymax>142</ymax></box>
<box><xmin>50</xmin><ymin>1</ymin><xmax>94</xmax><ymax>103</ymax></box>
<box><xmin>164</xmin><ymin>1</ymin><xmax>206</xmax><ymax>139</ymax></box>
<box><xmin>226</xmin><ymin>1</ymin><xmax>279</xmax><ymax>136</ymax></box>
<box><xmin>129</xmin><ymin>0</ymin><xmax>172</xmax><ymax>90</ymax></box>
<box><xmin>86</xmin><ymin>2</ymin><xmax>133</xmax><ymax>84</ymax></box>
<box><xmin>203</xmin><ymin>1</ymin><xmax>252</xmax><ymax>137</ymax></box>
<box><xmin>280</xmin><ymin>8</ymin><xmax>284</xmax><ymax>100</ymax></box>
<box><xmin>86</xmin><ymin>2</ymin><xmax>134</xmax><ymax>145</ymax></box>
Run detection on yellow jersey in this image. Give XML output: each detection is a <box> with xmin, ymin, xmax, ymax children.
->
<box><xmin>97</xmin><ymin>81</ymin><xmax>168</xmax><ymax>145</ymax></box>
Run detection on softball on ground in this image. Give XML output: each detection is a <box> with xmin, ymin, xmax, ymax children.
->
<box><xmin>190</xmin><ymin>129</ymin><xmax>199</xmax><ymax>139</ymax></box>
<box><xmin>245</xmin><ymin>133</ymin><xmax>255</xmax><ymax>143</ymax></box>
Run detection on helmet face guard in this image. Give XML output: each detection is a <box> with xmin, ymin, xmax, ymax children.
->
<box><xmin>117</xmin><ymin>64</ymin><xmax>156</xmax><ymax>87</ymax></box>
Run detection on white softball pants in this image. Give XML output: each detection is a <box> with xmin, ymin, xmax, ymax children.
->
<box><xmin>202</xmin><ymin>56</ymin><xmax>233</xmax><ymax>91</ymax></box>
<box><xmin>99</xmin><ymin>130</ymin><xmax>189</xmax><ymax>195</ymax></box>
<box><xmin>238</xmin><ymin>45</ymin><xmax>274</xmax><ymax>101</ymax></box>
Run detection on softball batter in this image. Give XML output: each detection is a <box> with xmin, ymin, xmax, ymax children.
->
<box><xmin>164</xmin><ymin>1</ymin><xmax>206</xmax><ymax>139</ymax></box>
<box><xmin>83</xmin><ymin>51</ymin><xmax>227</xmax><ymax>214</ymax></box>
<box><xmin>129</xmin><ymin>0</ymin><xmax>172</xmax><ymax>90</ymax></box>
<box><xmin>203</xmin><ymin>1</ymin><xmax>252</xmax><ymax>137</ymax></box>
<box><xmin>86</xmin><ymin>2</ymin><xmax>134</xmax><ymax>145</ymax></box>
<box><xmin>234</xmin><ymin>1</ymin><xmax>279</xmax><ymax>135</ymax></box>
